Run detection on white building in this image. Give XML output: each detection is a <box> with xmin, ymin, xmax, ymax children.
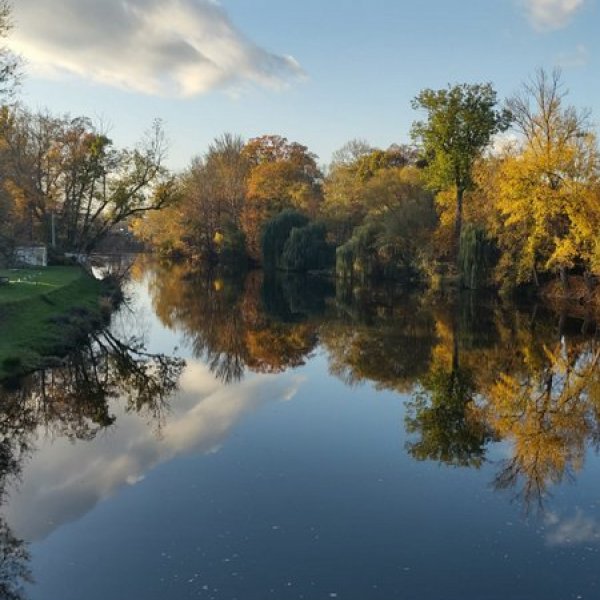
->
<box><xmin>14</xmin><ymin>245</ymin><xmax>48</xmax><ymax>267</ymax></box>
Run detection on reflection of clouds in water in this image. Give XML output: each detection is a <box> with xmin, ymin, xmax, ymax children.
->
<box><xmin>4</xmin><ymin>361</ymin><xmax>304</xmax><ymax>543</ymax></box>
<box><xmin>111</xmin><ymin>278</ymin><xmax>153</xmax><ymax>343</ymax></box>
<box><xmin>545</xmin><ymin>510</ymin><xmax>600</xmax><ymax>546</ymax></box>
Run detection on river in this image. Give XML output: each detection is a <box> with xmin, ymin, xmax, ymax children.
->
<box><xmin>1</xmin><ymin>257</ymin><xmax>599</xmax><ymax>600</ymax></box>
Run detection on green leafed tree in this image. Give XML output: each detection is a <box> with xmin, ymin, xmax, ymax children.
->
<box><xmin>411</xmin><ymin>83</ymin><xmax>511</xmax><ymax>263</ymax></box>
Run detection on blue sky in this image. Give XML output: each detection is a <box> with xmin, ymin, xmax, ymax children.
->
<box><xmin>11</xmin><ymin>0</ymin><xmax>599</xmax><ymax>169</ymax></box>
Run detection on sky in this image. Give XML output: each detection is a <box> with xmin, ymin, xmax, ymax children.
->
<box><xmin>8</xmin><ymin>0</ymin><xmax>599</xmax><ymax>169</ymax></box>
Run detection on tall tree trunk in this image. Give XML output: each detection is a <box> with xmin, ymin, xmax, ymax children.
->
<box><xmin>558</xmin><ymin>312</ymin><xmax>566</xmax><ymax>337</ymax></box>
<box><xmin>454</xmin><ymin>186</ymin><xmax>464</xmax><ymax>266</ymax></box>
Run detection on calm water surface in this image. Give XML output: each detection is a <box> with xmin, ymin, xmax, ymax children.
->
<box><xmin>1</xmin><ymin>259</ymin><xmax>600</xmax><ymax>600</ymax></box>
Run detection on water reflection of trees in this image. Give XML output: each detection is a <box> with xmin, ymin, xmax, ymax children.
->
<box><xmin>408</xmin><ymin>304</ymin><xmax>600</xmax><ymax>509</ymax></box>
<box><xmin>320</xmin><ymin>289</ymin><xmax>437</xmax><ymax>392</ymax></box>
<box><xmin>4</xmin><ymin>330</ymin><xmax>185</xmax><ymax>440</ymax></box>
<box><xmin>323</xmin><ymin>285</ymin><xmax>600</xmax><ymax>510</ymax></box>
<box><xmin>0</xmin><ymin>391</ymin><xmax>32</xmax><ymax>600</ymax></box>
<box><xmin>487</xmin><ymin>338</ymin><xmax>600</xmax><ymax>509</ymax></box>
<box><xmin>0</xmin><ymin>521</ymin><xmax>30</xmax><ymax>600</ymax></box>
<box><xmin>139</xmin><ymin>259</ymin><xmax>600</xmax><ymax>511</ymax></box>
<box><xmin>143</xmin><ymin>262</ymin><xmax>324</xmax><ymax>383</ymax></box>
<box><xmin>0</xmin><ymin>324</ymin><xmax>185</xmax><ymax>597</ymax></box>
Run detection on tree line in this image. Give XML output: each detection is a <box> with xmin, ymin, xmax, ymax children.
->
<box><xmin>0</xmin><ymin>0</ymin><xmax>598</xmax><ymax>297</ymax></box>
<box><xmin>134</xmin><ymin>68</ymin><xmax>600</xmax><ymax>298</ymax></box>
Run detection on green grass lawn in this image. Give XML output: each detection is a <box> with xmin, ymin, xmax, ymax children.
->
<box><xmin>0</xmin><ymin>266</ymin><xmax>105</xmax><ymax>380</ymax></box>
<box><xmin>0</xmin><ymin>267</ymin><xmax>87</xmax><ymax>302</ymax></box>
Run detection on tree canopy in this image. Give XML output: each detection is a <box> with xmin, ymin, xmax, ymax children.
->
<box><xmin>411</xmin><ymin>83</ymin><xmax>511</xmax><ymax>262</ymax></box>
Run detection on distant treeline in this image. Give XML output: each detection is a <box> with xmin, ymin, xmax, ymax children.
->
<box><xmin>134</xmin><ymin>69</ymin><xmax>600</xmax><ymax>300</ymax></box>
<box><xmin>0</xmin><ymin>0</ymin><xmax>598</xmax><ymax>297</ymax></box>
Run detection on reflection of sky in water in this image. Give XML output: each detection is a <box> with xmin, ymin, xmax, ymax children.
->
<box><xmin>545</xmin><ymin>510</ymin><xmax>600</xmax><ymax>547</ymax></box>
<box><xmin>5</xmin><ymin>361</ymin><xmax>304</xmax><ymax>543</ymax></box>
<box><xmin>3</xmin><ymin>272</ymin><xmax>600</xmax><ymax>600</ymax></box>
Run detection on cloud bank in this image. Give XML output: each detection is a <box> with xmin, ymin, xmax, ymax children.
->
<box><xmin>524</xmin><ymin>0</ymin><xmax>586</xmax><ymax>30</ymax></box>
<box><xmin>10</xmin><ymin>0</ymin><xmax>304</xmax><ymax>97</ymax></box>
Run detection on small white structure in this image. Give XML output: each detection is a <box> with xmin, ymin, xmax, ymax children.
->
<box><xmin>15</xmin><ymin>245</ymin><xmax>48</xmax><ymax>267</ymax></box>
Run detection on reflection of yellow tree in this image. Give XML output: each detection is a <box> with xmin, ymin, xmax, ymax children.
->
<box><xmin>486</xmin><ymin>340</ymin><xmax>600</xmax><ymax>508</ymax></box>
<box><xmin>140</xmin><ymin>257</ymin><xmax>600</xmax><ymax>510</ymax></box>
<box><xmin>401</xmin><ymin>300</ymin><xmax>600</xmax><ymax>509</ymax></box>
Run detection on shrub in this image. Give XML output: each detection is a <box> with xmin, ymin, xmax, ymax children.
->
<box><xmin>281</xmin><ymin>223</ymin><xmax>334</xmax><ymax>272</ymax></box>
<box><xmin>261</xmin><ymin>210</ymin><xmax>309</xmax><ymax>269</ymax></box>
<box><xmin>216</xmin><ymin>222</ymin><xmax>248</xmax><ymax>270</ymax></box>
<box><xmin>336</xmin><ymin>223</ymin><xmax>382</xmax><ymax>283</ymax></box>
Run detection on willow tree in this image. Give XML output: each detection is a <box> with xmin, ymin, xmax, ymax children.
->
<box><xmin>411</xmin><ymin>83</ymin><xmax>511</xmax><ymax>263</ymax></box>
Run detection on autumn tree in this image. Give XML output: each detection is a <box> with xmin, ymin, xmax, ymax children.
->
<box><xmin>241</xmin><ymin>135</ymin><xmax>322</xmax><ymax>260</ymax></box>
<box><xmin>335</xmin><ymin>166</ymin><xmax>436</xmax><ymax>282</ymax></box>
<box><xmin>411</xmin><ymin>83</ymin><xmax>511</xmax><ymax>263</ymax></box>
<box><xmin>361</xmin><ymin>166</ymin><xmax>436</xmax><ymax>267</ymax></box>
<box><xmin>0</xmin><ymin>1</ymin><xmax>22</xmax><ymax>261</ymax></box>
<box><xmin>0</xmin><ymin>108</ymin><xmax>176</xmax><ymax>253</ymax></box>
<box><xmin>494</xmin><ymin>69</ymin><xmax>600</xmax><ymax>289</ymax></box>
<box><xmin>134</xmin><ymin>133</ymin><xmax>249</xmax><ymax>263</ymax></box>
<box><xmin>329</xmin><ymin>138</ymin><xmax>373</xmax><ymax>168</ymax></box>
<box><xmin>323</xmin><ymin>142</ymin><xmax>419</xmax><ymax>243</ymax></box>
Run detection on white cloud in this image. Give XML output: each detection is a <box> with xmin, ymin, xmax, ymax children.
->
<box><xmin>10</xmin><ymin>0</ymin><xmax>305</xmax><ymax>97</ymax></box>
<box><xmin>523</xmin><ymin>0</ymin><xmax>586</xmax><ymax>30</ymax></box>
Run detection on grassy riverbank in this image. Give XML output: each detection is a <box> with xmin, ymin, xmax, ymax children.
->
<box><xmin>0</xmin><ymin>266</ymin><xmax>111</xmax><ymax>380</ymax></box>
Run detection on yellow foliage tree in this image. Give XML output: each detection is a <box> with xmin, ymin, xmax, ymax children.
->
<box><xmin>494</xmin><ymin>69</ymin><xmax>600</xmax><ymax>289</ymax></box>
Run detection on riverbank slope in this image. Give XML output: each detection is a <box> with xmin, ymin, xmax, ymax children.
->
<box><xmin>0</xmin><ymin>267</ymin><xmax>117</xmax><ymax>380</ymax></box>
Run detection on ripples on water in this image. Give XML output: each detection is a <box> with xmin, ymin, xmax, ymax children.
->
<box><xmin>1</xmin><ymin>257</ymin><xmax>599</xmax><ymax>600</ymax></box>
